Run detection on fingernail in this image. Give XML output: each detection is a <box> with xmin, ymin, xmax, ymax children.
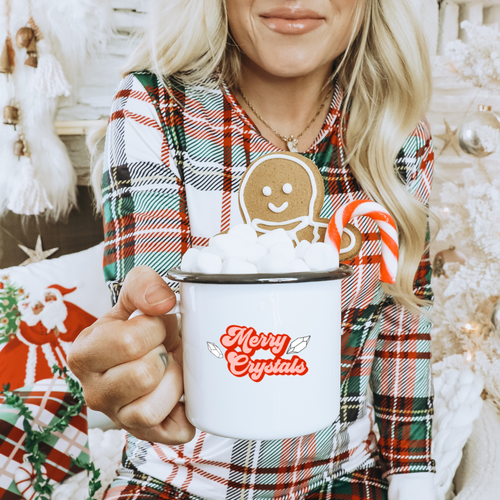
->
<box><xmin>159</xmin><ymin>352</ymin><xmax>168</xmax><ymax>370</ymax></box>
<box><xmin>145</xmin><ymin>284</ymin><xmax>173</xmax><ymax>306</ymax></box>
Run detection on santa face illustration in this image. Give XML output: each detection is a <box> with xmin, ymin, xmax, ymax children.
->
<box><xmin>0</xmin><ymin>283</ymin><xmax>97</xmax><ymax>391</ymax></box>
<box><xmin>19</xmin><ymin>288</ymin><xmax>68</xmax><ymax>333</ymax></box>
<box><xmin>239</xmin><ymin>153</ymin><xmax>323</xmax><ymax>233</ymax></box>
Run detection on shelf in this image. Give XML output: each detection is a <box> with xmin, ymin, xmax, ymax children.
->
<box><xmin>55</xmin><ymin>120</ymin><xmax>107</xmax><ymax>136</ymax></box>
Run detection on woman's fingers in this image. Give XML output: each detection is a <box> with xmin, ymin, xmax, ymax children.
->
<box><xmin>85</xmin><ymin>344</ymin><xmax>169</xmax><ymax>410</ymax></box>
<box><xmin>83</xmin><ymin>351</ymin><xmax>194</xmax><ymax>446</ymax></box>
<box><xmin>125</xmin><ymin>402</ymin><xmax>196</xmax><ymax>446</ymax></box>
<box><xmin>71</xmin><ymin>314</ymin><xmax>167</xmax><ymax>374</ymax></box>
<box><xmin>111</xmin><ymin>350</ymin><xmax>195</xmax><ymax>446</ymax></box>
<box><xmin>66</xmin><ymin>265</ymin><xmax>193</xmax><ymax>445</ymax></box>
<box><xmin>117</xmin><ymin>352</ymin><xmax>184</xmax><ymax>429</ymax></box>
<box><xmin>113</xmin><ymin>265</ymin><xmax>177</xmax><ymax>319</ymax></box>
<box><xmin>68</xmin><ymin>266</ymin><xmax>180</xmax><ymax>378</ymax></box>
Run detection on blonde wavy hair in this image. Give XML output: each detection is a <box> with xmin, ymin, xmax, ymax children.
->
<box><xmin>89</xmin><ymin>0</ymin><xmax>433</xmax><ymax>314</ymax></box>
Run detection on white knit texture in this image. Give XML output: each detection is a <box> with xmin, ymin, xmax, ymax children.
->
<box><xmin>454</xmin><ymin>401</ymin><xmax>500</xmax><ymax>500</ymax></box>
<box><xmin>431</xmin><ymin>362</ymin><xmax>485</xmax><ymax>500</ymax></box>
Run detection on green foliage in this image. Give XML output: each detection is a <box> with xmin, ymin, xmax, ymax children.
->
<box><xmin>72</xmin><ymin>457</ymin><xmax>103</xmax><ymax>500</ymax></box>
<box><xmin>0</xmin><ymin>366</ymin><xmax>101</xmax><ymax>500</ymax></box>
<box><xmin>0</xmin><ymin>275</ymin><xmax>26</xmax><ymax>344</ymax></box>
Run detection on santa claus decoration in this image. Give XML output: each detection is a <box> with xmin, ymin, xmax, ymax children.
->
<box><xmin>0</xmin><ymin>280</ymin><xmax>96</xmax><ymax>390</ymax></box>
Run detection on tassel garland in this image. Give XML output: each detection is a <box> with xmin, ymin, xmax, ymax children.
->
<box><xmin>7</xmin><ymin>156</ymin><xmax>53</xmax><ymax>216</ymax></box>
<box><xmin>31</xmin><ymin>39</ymin><xmax>70</xmax><ymax>98</ymax></box>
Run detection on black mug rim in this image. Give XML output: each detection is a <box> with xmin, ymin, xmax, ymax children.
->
<box><xmin>167</xmin><ymin>264</ymin><xmax>353</xmax><ymax>285</ymax></box>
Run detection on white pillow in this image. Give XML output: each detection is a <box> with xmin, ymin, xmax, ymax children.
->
<box><xmin>0</xmin><ymin>243</ymin><xmax>111</xmax><ymax>390</ymax></box>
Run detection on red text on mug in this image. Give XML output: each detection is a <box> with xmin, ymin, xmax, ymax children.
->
<box><xmin>220</xmin><ymin>325</ymin><xmax>309</xmax><ymax>382</ymax></box>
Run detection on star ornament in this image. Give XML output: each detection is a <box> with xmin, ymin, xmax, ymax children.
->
<box><xmin>18</xmin><ymin>235</ymin><xmax>59</xmax><ymax>266</ymax></box>
<box><xmin>436</xmin><ymin>119</ymin><xmax>462</xmax><ymax>156</ymax></box>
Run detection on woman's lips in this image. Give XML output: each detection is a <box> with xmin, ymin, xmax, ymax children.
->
<box><xmin>260</xmin><ymin>8</ymin><xmax>324</xmax><ymax>35</ymax></box>
<box><xmin>260</xmin><ymin>17</ymin><xmax>324</xmax><ymax>35</ymax></box>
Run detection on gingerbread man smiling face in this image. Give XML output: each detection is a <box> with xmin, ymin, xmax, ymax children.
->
<box><xmin>239</xmin><ymin>152</ymin><xmax>328</xmax><ymax>244</ymax></box>
<box><xmin>239</xmin><ymin>152</ymin><xmax>362</xmax><ymax>259</ymax></box>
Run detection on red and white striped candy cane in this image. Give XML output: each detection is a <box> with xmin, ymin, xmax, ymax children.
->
<box><xmin>326</xmin><ymin>200</ymin><xmax>399</xmax><ymax>284</ymax></box>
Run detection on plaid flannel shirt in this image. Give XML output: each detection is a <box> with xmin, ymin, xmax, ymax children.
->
<box><xmin>101</xmin><ymin>72</ymin><xmax>435</xmax><ymax>500</ymax></box>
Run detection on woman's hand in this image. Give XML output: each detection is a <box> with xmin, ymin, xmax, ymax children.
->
<box><xmin>68</xmin><ymin>266</ymin><xmax>195</xmax><ymax>445</ymax></box>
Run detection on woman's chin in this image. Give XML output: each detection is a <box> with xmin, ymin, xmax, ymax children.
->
<box><xmin>246</xmin><ymin>51</ymin><xmax>331</xmax><ymax>80</ymax></box>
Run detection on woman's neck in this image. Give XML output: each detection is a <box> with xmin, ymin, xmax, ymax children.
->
<box><xmin>233</xmin><ymin>56</ymin><xmax>334</xmax><ymax>152</ymax></box>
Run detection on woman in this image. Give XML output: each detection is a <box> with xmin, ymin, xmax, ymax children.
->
<box><xmin>69</xmin><ymin>1</ymin><xmax>436</xmax><ymax>499</ymax></box>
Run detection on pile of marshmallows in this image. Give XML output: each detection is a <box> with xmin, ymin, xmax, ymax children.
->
<box><xmin>180</xmin><ymin>200</ymin><xmax>399</xmax><ymax>284</ymax></box>
<box><xmin>181</xmin><ymin>225</ymin><xmax>338</xmax><ymax>275</ymax></box>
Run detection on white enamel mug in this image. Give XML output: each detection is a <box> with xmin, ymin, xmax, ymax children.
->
<box><xmin>166</xmin><ymin>265</ymin><xmax>353</xmax><ymax>441</ymax></box>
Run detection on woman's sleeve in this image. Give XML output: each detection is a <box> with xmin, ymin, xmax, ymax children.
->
<box><xmin>101</xmin><ymin>73</ymin><xmax>190</xmax><ymax>304</ymax></box>
<box><xmin>369</xmin><ymin>121</ymin><xmax>435</xmax><ymax>477</ymax></box>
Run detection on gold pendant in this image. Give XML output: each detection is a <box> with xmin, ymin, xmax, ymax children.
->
<box><xmin>287</xmin><ymin>136</ymin><xmax>298</xmax><ymax>153</ymax></box>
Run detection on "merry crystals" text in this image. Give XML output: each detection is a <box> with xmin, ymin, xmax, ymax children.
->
<box><xmin>220</xmin><ymin>325</ymin><xmax>308</xmax><ymax>382</ymax></box>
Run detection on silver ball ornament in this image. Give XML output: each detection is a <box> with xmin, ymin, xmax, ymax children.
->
<box><xmin>458</xmin><ymin>105</ymin><xmax>500</xmax><ymax>158</ymax></box>
<box><xmin>491</xmin><ymin>297</ymin><xmax>500</xmax><ymax>336</ymax></box>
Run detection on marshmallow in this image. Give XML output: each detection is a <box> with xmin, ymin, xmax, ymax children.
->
<box><xmin>257</xmin><ymin>253</ymin><xmax>294</xmax><ymax>274</ymax></box>
<box><xmin>294</xmin><ymin>240</ymin><xmax>311</xmax><ymax>260</ymax></box>
<box><xmin>209</xmin><ymin>234</ymin><xmax>248</xmax><ymax>261</ymax></box>
<box><xmin>269</xmin><ymin>240</ymin><xmax>295</xmax><ymax>263</ymax></box>
<box><xmin>188</xmin><ymin>226</ymin><xmax>341</xmax><ymax>275</ymax></box>
<box><xmin>229</xmin><ymin>224</ymin><xmax>258</xmax><ymax>244</ymax></box>
<box><xmin>291</xmin><ymin>259</ymin><xmax>311</xmax><ymax>273</ymax></box>
<box><xmin>222</xmin><ymin>258</ymin><xmax>258</xmax><ymax>274</ymax></box>
<box><xmin>181</xmin><ymin>248</ymin><xmax>200</xmax><ymax>272</ymax></box>
<box><xmin>304</xmin><ymin>243</ymin><xmax>338</xmax><ymax>272</ymax></box>
<box><xmin>257</xmin><ymin>229</ymin><xmax>291</xmax><ymax>249</ymax></box>
<box><xmin>247</xmin><ymin>243</ymin><xmax>268</xmax><ymax>265</ymax></box>
<box><xmin>196</xmin><ymin>251</ymin><xmax>223</xmax><ymax>274</ymax></box>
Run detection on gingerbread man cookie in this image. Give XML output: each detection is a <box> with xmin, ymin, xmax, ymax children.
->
<box><xmin>238</xmin><ymin>152</ymin><xmax>362</xmax><ymax>260</ymax></box>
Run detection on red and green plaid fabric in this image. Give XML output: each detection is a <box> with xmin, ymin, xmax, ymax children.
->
<box><xmin>103</xmin><ymin>458</ymin><xmax>388</xmax><ymax>500</ymax></box>
<box><xmin>101</xmin><ymin>72</ymin><xmax>435</xmax><ymax>499</ymax></box>
<box><xmin>0</xmin><ymin>376</ymin><xmax>89</xmax><ymax>499</ymax></box>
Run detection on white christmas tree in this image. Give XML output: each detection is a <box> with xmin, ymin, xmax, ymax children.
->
<box><xmin>431</xmin><ymin>21</ymin><xmax>500</xmax><ymax>411</ymax></box>
<box><xmin>431</xmin><ymin>161</ymin><xmax>500</xmax><ymax>408</ymax></box>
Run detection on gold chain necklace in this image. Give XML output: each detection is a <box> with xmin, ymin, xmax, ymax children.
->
<box><xmin>238</xmin><ymin>86</ymin><xmax>330</xmax><ymax>152</ymax></box>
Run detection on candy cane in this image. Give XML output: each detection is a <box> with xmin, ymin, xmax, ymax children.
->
<box><xmin>326</xmin><ymin>200</ymin><xmax>399</xmax><ymax>284</ymax></box>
